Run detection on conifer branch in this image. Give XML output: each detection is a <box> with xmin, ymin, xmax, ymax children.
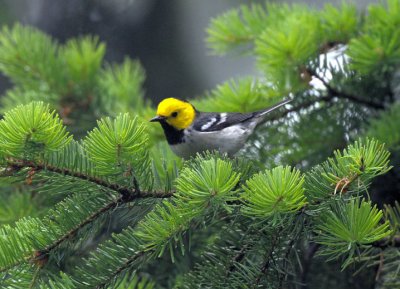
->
<box><xmin>38</xmin><ymin>195</ymin><xmax>124</xmax><ymax>257</ymax></box>
<box><xmin>267</xmin><ymin>71</ymin><xmax>385</xmax><ymax>124</ymax></box>
<box><xmin>0</xmin><ymin>155</ymin><xmax>173</xmax><ymax>275</ymax></box>
<box><xmin>5</xmin><ymin>159</ymin><xmax>173</xmax><ymax>200</ymax></box>
<box><xmin>227</xmin><ymin>244</ymin><xmax>250</xmax><ymax>275</ymax></box>
<box><xmin>254</xmin><ymin>234</ymin><xmax>280</xmax><ymax>287</ymax></box>
<box><xmin>308</xmin><ymin>70</ymin><xmax>385</xmax><ymax>109</ymax></box>
<box><xmin>278</xmin><ymin>235</ymin><xmax>298</xmax><ymax>289</ymax></box>
<box><xmin>371</xmin><ymin>236</ymin><xmax>400</xmax><ymax>249</ymax></box>
<box><xmin>29</xmin><ymin>266</ymin><xmax>41</xmax><ymax>289</ymax></box>
<box><xmin>0</xmin><ymin>259</ymin><xmax>22</xmax><ymax>274</ymax></box>
<box><xmin>267</xmin><ymin>95</ymin><xmax>333</xmax><ymax>123</ymax></box>
<box><xmin>95</xmin><ymin>251</ymin><xmax>147</xmax><ymax>289</ymax></box>
<box><xmin>0</xmin><ymin>194</ymin><xmax>132</xmax><ymax>274</ymax></box>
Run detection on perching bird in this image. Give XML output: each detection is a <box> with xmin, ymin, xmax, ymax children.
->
<box><xmin>150</xmin><ymin>98</ymin><xmax>291</xmax><ymax>158</ymax></box>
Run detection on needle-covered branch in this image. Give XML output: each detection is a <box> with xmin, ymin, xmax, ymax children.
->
<box><xmin>0</xmin><ymin>191</ymin><xmax>120</xmax><ymax>273</ymax></box>
<box><xmin>308</xmin><ymin>69</ymin><xmax>385</xmax><ymax>110</ymax></box>
<box><xmin>4</xmin><ymin>159</ymin><xmax>172</xmax><ymax>201</ymax></box>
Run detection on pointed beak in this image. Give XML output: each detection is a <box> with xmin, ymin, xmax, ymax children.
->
<box><xmin>150</xmin><ymin>115</ymin><xmax>166</xmax><ymax>122</ymax></box>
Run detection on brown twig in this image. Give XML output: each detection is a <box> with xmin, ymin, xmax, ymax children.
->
<box><xmin>264</xmin><ymin>68</ymin><xmax>385</xmax><ymax>124</ymax></box>
<box><xmin>309</xmin><ymin>70</ymin><xmax>385</xmax><ymax>110</ymax></box>
<box><xmin>227</xmin><ymin>245</ymin><xmax>250</xmax><ymax>275</ymax></box>
<box><xmin>265</xmin><ymin>95</ymin><xmax>333</xmax><ymax>123</ymax></box>
<box><xmin>254</xmin><ymin>228</ymin><xmax>283</xmax><ymax>287</ymax></box>
<box><xmin>375</xmin><ymin>251</ymin><xmax>385</xmax><ymax>282</ymax></box>
<box><xmin>0</xmin><ymin>191</ymin><xmax>162</xmax><ymax>274</ymax></box>
<box><xmin>38</xmin><ymin>195</ymin><xmax>124</xmax><ymax>257</ymax></box>
<box><xmin>277</xmin><ymin>229</ymin><xmax>302</xmax><ymax>289</ymax></box>
<box><xmin>95</xmin><ymin>251</ymin><xmax>147</xmax><ymax>289</ymax></box>
<box><xmin>5</xmin><ymin>159</ymin><xmax>173</xmax><ymax>200</ymax></box>
<box><xmin>0</xmin><ymin>158</ymin><xmax>173</xmax><ymax>274</ymax></box>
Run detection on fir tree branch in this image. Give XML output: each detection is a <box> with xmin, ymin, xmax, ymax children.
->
<box><xmin>267</xmin><ymin>95</ymin><xmax>333</xmax><ymax>123</ymax></box>
<box><xmin>375</xmin><ymin>251</ymin><xmax>384</xmax><ymax>282</ymax></box>
<box><xmin>5</xmin><ymin>158</ymin><xmax>173</xmax><ymax>200</ymax></box>
<box><xmin>277</xmin><ymin>217</ymin><xmax>305</xmax><ymax>289</ymax></box>
<box><xmin>267</xmin><ymin>75</ymin><xmax>384</xmax><ymax>124</ymax></box>
<box><xmin>0</xmin><ymin>157</ymin><xmax>172</xmax><ymax>275</ymax></box>
<box><xmin>29</xmin><ymin>266</ymin><xmax>41</xmax><ymax>289</ymax></box>
<box><xmin>278</xmin><ymin>235</ymin><xmax>298</xmax><ymax>289</ymax></box>
<box><xmin>95</xmin><ymin>251</ymin><xmax>147</xmax><ymax>289</ymax></box>
<box><xmin>308</xmin><ymin>69</ymin><xmax>385</xmax><ymax>110</ymax></box>
<box><xmin>254</xmin><ymin>228</ymin><xmax>282</xmax><ymax>287</ymax></box>
<box><xmin>38</xmin><ymin>195</ymin><xmax>124</xmax><ymax>256</ymax></box>
<box><xmin>0</xmin><ymin>194</ymin><xmax>126</xmax><ymax>273</ymax></box>
<box><xmin>0</xmin><ymin>261</ymin><xmax>20</xmax><ymax>274</ymax></box>
<box><xmin>227</xmin><ymin>244</ymin><xmax>250</xmax><ymax>276</ymax></box>
<box><xmin>262</xmin><ymin>75</ymin><xmax>384</xmax><ymax>124</ymax></box>
<box><xmin>371</xmin><ymin>236</ymin><xmax>400</xmax><ymax>249</ymax></box>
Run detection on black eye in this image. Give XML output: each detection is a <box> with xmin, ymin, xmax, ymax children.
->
<box><xmin>171</xmin><ymin>112</ymin><xmax>178</xmax><ymax>117</ymax></box>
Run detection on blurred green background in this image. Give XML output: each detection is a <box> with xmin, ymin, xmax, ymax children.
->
<box><xmin>0</xmin><ymin>0</ymin><xmax>377</xmax><ymax>104</ymax></box>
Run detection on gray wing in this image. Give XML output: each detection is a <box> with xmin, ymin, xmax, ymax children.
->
<box><xmin>192</xmin><ymin>112</ymin><xmax>256</xmax><ymax>132</ymax></box>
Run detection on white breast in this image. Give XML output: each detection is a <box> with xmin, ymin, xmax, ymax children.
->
<box><xmin>170</xmin><ymin>123</ymin><xmax>255</xmax><ymax>158</ymax></box>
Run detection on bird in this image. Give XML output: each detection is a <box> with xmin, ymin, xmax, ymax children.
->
<box><xmin>150</xmin><ymin>98</ymin><xmax>291</xmax><ymax>158</ymax></box>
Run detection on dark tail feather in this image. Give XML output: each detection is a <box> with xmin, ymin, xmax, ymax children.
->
<box><xmin>256</xmin><ymin>98</ymin><xmax>292</xmax><ymax>117</ymax></box>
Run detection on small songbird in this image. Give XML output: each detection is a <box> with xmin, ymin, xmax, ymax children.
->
<box><xmin>150</xmin><ymin>98</ymin><xmax>291</xmax><ymax>158</ymax></box>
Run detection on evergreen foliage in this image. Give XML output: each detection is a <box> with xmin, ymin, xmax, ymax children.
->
<box><xmin>367</xmin><ymin>103</ymin><xmax>400</xmax><ymax>150</ymax></box>
<box><xmin>84</xmin><ymin>114</ymin><xmax>152</xmax><ymax>189</ymax></box>
<box><xmin>0</xmin><ymin>1</ymin><xmax>399</xmax><ymax>288</ymax></box>
<box><xmin>0</xmin><ymin>102</ymin><xmax>71</xmax><ymax>159</ymax></box>
<box><xmin>316</xmin><ymin>199</ymin><xmax>391</xmax><ymax>263</ymax></box>
<box><xmin>242</xmin><ymin>166</ymin><xmax>306</xmax><ymax>216</ymax></box>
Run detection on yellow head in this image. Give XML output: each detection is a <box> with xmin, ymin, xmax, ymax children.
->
<box><xmin>150</xmin><ymin>98</ymin><xmax>196</xmax><ymax>130</ymax></box>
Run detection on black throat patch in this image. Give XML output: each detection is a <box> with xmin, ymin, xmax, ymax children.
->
<box><xmin>159</xmin><ymin>121</ymin><xmax>185</xmax><ymax>145</ymax></box>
